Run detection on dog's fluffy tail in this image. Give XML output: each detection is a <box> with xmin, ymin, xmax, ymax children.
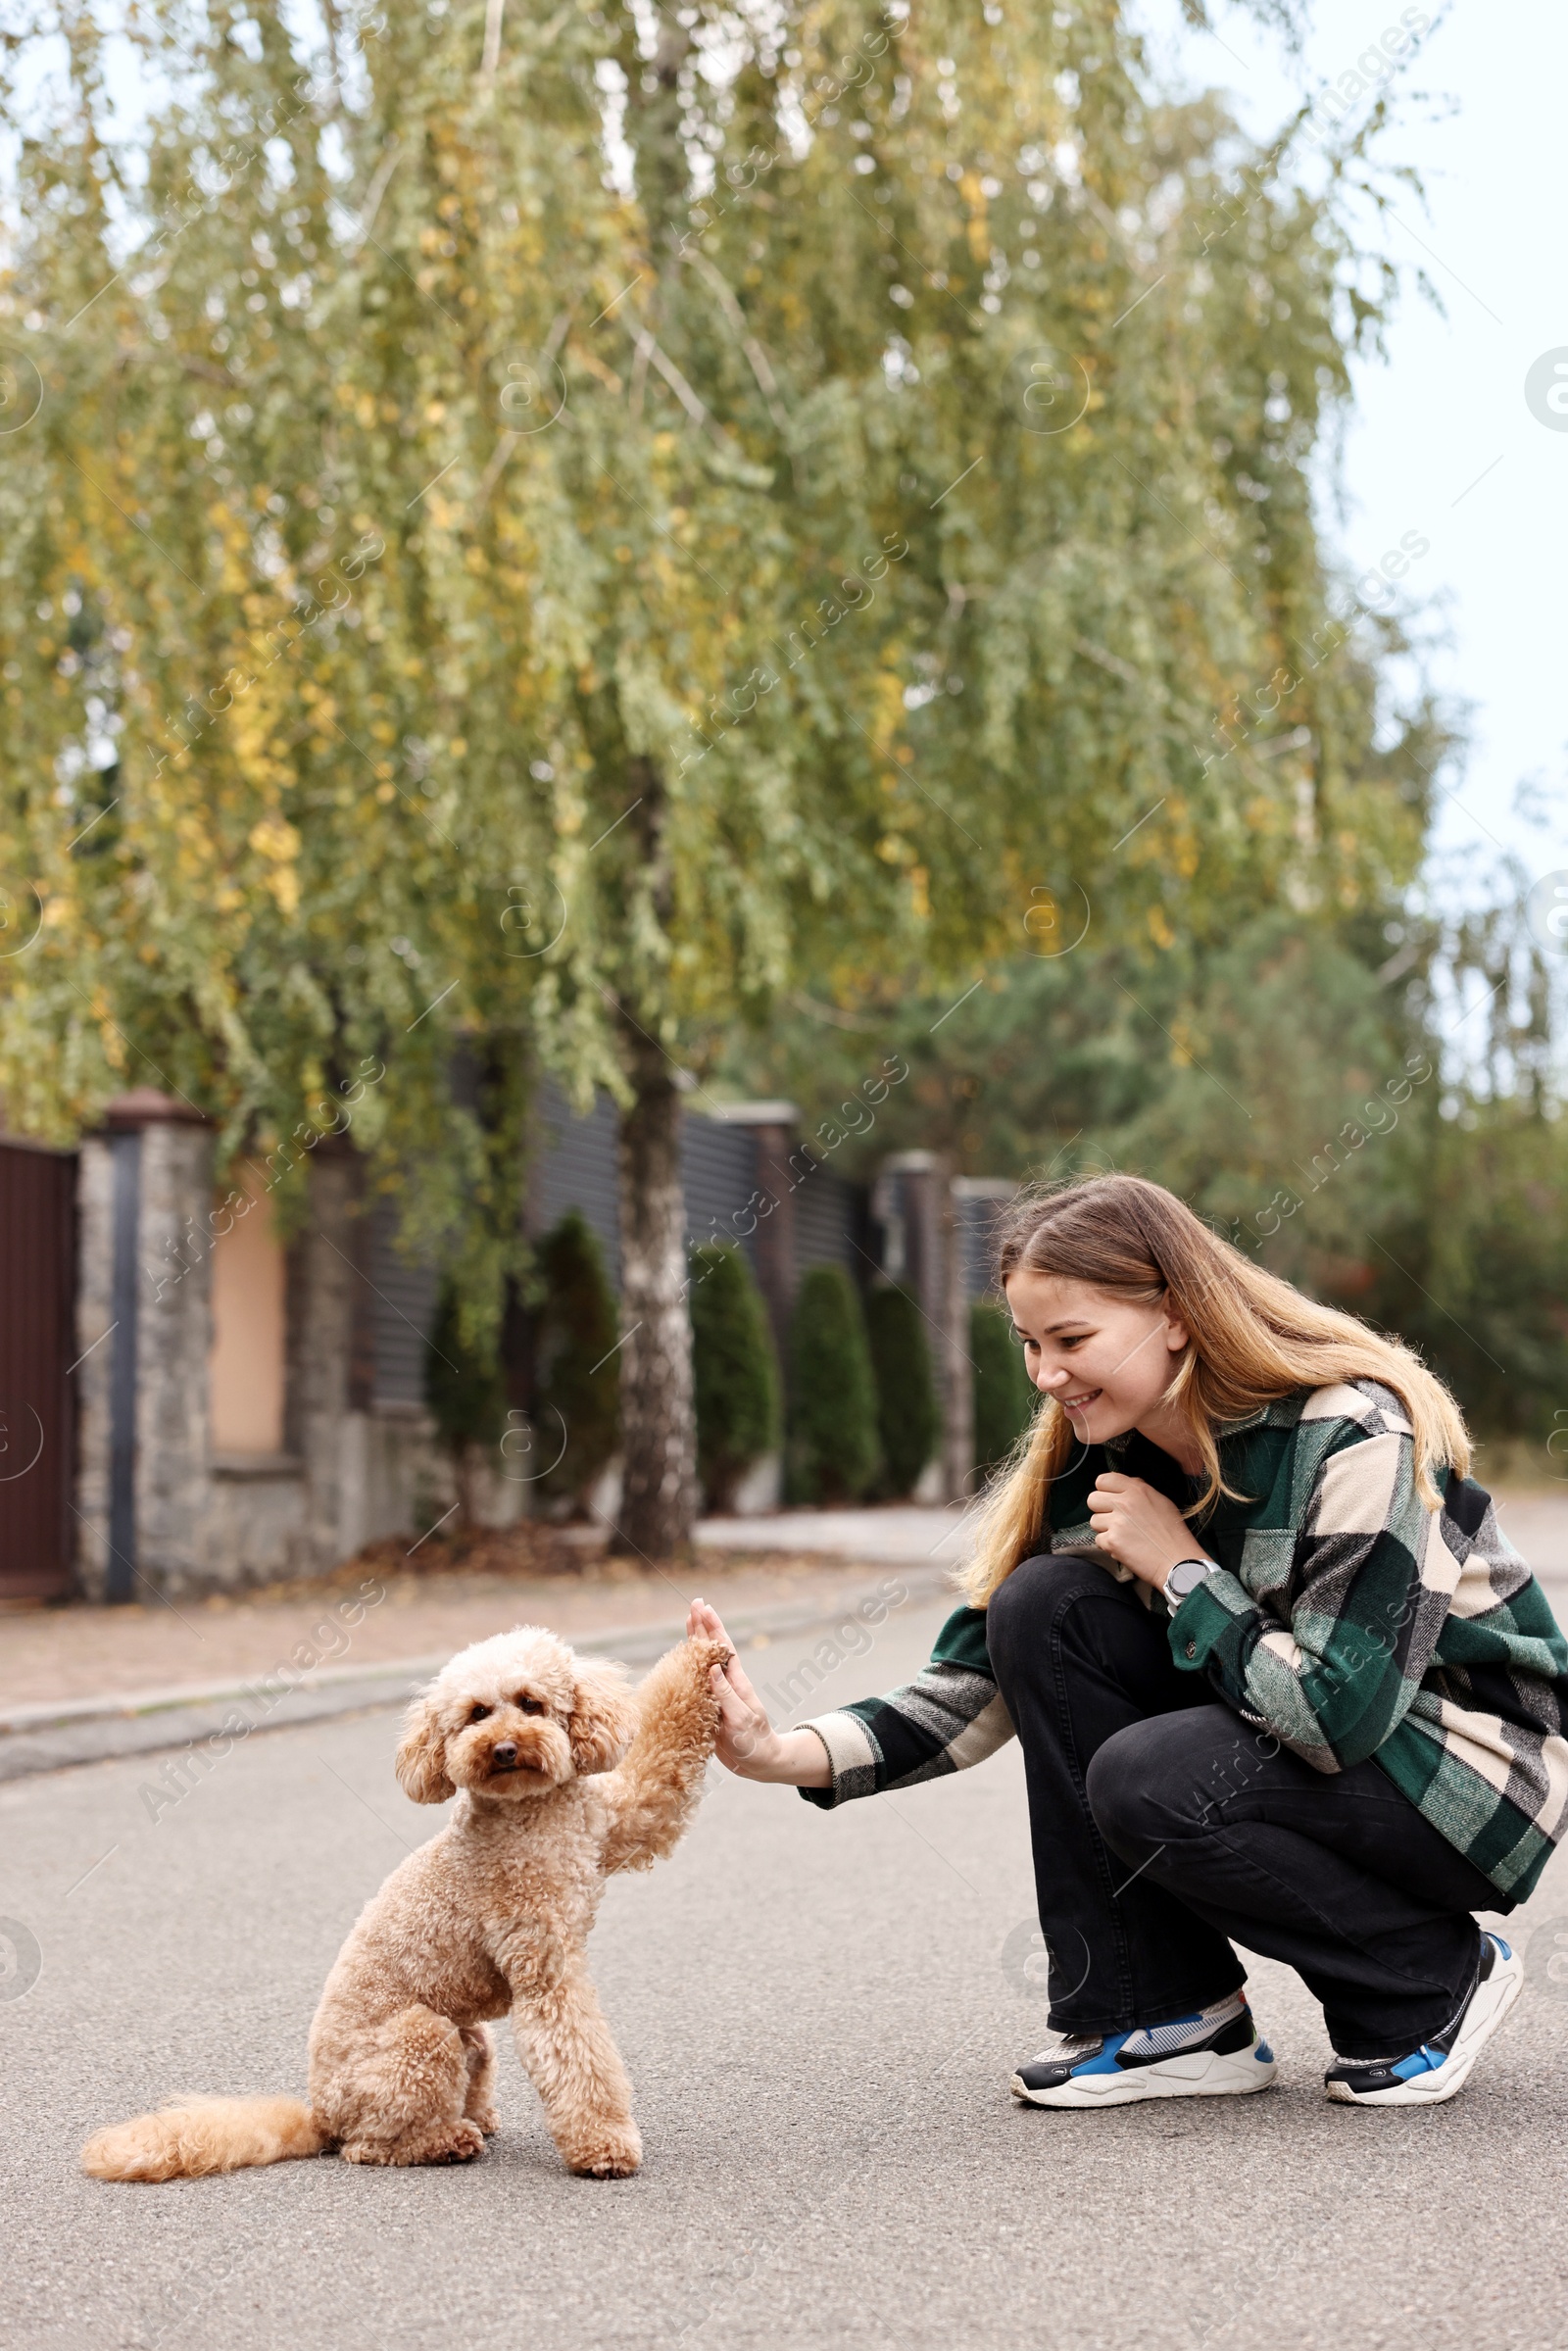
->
<box><xmin>81</xmin><ymin>2095</ymin><xmax>324</xmax><ymax>2181</ymax></box>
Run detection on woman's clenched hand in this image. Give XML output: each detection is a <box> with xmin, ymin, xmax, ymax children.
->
<box><xmin>1087</xmin><ymin>1474</ymin><xmax>1214</xmax><ymax>1592</ymax></box>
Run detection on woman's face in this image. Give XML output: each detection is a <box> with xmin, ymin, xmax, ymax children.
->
<box><xmin>1004</xmin><ymin>1270</ymin><xmax>1190</xmax><ymax>1448</ymax></box>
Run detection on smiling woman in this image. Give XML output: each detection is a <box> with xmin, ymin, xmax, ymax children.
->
<box><xmin>691</xmin><ymin>1172</ymin><xmax>1568</xmax><ymax>2116</ymax></box>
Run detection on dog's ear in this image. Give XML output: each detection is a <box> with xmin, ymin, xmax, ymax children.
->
<box><xmin>395</xmin><ymin>1691</ymin><xmax>456</xmax><ymax>1804</ymax></box>
<box><xmin>568</xmin><ymin>1658</ymin><xmax>637</xmax><ymax>1776</ymax></box>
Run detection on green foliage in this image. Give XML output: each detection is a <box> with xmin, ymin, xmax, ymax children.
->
<box><xmin>786</xmin><ymin>1265</ymin><xmax>881</xmax><ymax>1504</ymax></box>
<box><xmin>864</xmin><ymin>1284</ymin><xmax>941</xmax><ymax>1498</ymax></box>
<box><xmin>532</xmin><ymin>1211</ymin><xmax>621</xmax><ymax>1510</ymax></box>
<box><xmin>971</xmin><ymin>1298</ymin><xmax>1040</xmax><ymax>1480</ymax></box>
<box><xmin>731</xmin><ymin>879</ymin><xmax>1568</xmax><ymax>1451</ymax></box>
<box><xmin>689</xmin><ymin>1242</ymin><xmax>781</xmax><ymax>1511</ymax></box>
<box><xmin>0</xmin><ymin>0</ymin><xmax>1424</xmax><ymax>1298</ymax></box>
<box><xmin>425</xmin><ymin>1276</ymin><xmax>507</xmax><ymax>1521</ymax></box>
<box><xmin>10</xmin><ymin>0</ymin><xmax>1532</xmax><ymax>1478</ymax></box>
<box><xmin>1360</xmin><ymin>1102</ymin><xmax>1568</xmax><ymax>1454</ymax></box>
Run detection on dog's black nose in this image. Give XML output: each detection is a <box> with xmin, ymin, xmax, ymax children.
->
<box><xmin>491</xmin><ymin>1741</ymin><xmax>518</xmax><ymax>1767</ymax></box>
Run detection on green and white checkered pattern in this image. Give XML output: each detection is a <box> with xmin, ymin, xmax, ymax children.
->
<box><xmin>799</xmin><ymin>1381</ymin><xmax>1568</xmax><ymax>1900</ymax></box>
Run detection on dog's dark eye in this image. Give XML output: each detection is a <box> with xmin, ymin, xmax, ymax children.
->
<box><xmin>514</xmin><ymin>1694</ymin><xmax>545</xmax><ymax>1716</ymax></box>
<box><xmin>468</xmin><ymin>1703</ymin><xmax>492</xmax><ymax>1724</ymax></box>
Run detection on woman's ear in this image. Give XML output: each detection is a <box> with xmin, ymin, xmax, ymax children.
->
<box><xmin>568</xmin><ymin>1659</ymin><xmax>638</xmax><ymax>1776</ymax></box>
<box><xmin>395</xmin><ymin>1691</ymin><xmax>456</xmax><ymax>1804</ymax></box>
<box><xmin>1161</xmin><ymin>1303</ymin><xmax>1191</xmax><ymax>1355</ymax></box>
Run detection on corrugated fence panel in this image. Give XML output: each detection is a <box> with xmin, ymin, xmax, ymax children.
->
<box><xmin>680</xmin><ymin>1117</ymin><xmax>760</xmax><ymax>1276</ymax></box>
<box><xmin>369</xmin><ymin>1198</ymin><xmax>441</xmax><ymax>1409</ymax></box>
<box><xmin>530</xmin><ymin>1079</ymin><xmax>623</xmax><ymax>1289</ymax></box>
<box><xmin>367</xmin><ymin>1090</ymin><xmax>869</xmax><ymax>1408</ymax></box>
<box><xmin>793</xmin><ymin>1158</ymin><xmax>864</xmax><ymax>1283</ymax></box>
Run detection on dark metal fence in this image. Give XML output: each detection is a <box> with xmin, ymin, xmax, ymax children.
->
<box><xmin>0</xmin><ymin>1140</ymin><xmax>76</xmax><ymax>1600</ymax></box>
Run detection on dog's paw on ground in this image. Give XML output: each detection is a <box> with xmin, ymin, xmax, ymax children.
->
<box><xmin>566</xmin><ymin>2124</ymin><xmax>643</xmax><ymax>2179</ymax></box>
<box><xmin>341</xmin><ymin>2119</ymin><xmax>487</xmax><ymax>2167</ymax></box>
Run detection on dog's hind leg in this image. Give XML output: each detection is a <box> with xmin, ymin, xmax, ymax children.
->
<box><xmin>329</xmin><ymin>2005</ymin><xmax>485</xmax><ymax>2168</ymax></box>
<box><xmin>511</xmin><ymin>1974</ymin><xmax>642</xmax><ymax>2179</ymax></box>
<box><xmin>460</xmin><ymin>2024</ymin><xmax>500</xmax><ymax>2135</ymax></box>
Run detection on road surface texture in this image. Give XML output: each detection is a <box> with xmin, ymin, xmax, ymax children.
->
<box><xmin>4</xmin><ymin>1581</ymin><xmax>1567</xmax><ymax>2351</ymax></box>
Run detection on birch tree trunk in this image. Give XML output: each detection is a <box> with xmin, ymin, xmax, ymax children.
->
<box><xmin>611</xmin><ymin>1022</ymin><xmax>698</xmax><ymax>1557</ymax></box>
<box><xmin>608</xmin><ymin>756</ymin><xmax>698</xmax><ymax>1559</ymax></box>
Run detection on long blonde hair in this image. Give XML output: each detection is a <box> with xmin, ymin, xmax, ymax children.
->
<box><xmin>960</xmin><ymin>1173</ymin><xmax>1468</xmax><ymax>1607</ymax></box>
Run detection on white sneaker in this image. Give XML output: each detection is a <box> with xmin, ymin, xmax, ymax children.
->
<box><xmin>1010</xmin><ymin>1994</ymin><xmax>1277</xmax><ymax>2109</ymax></box>
<box><xmin>1323</xmin><ymin>1932</ymin><xmax>1523</xmax><ymax>2107</ymax></box>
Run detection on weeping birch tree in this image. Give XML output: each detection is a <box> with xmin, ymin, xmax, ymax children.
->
<box><xmin>0</xmin><ymin>0</ymin><xmax>1421</xmax><ymax>1553</ymax></box>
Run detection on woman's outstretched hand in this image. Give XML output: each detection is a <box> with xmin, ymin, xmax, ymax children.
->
<box><xmin>1087</xmin><ymin>1473</ymin><xmax>1214</xmax><ymax>1592</ymax></box>
<box><xmin>686</xmin><ymin>1598</ymin><xmax>831</xmax><ymax>1787</ymax></box>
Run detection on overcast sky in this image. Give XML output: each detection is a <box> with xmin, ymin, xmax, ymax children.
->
<box><xmin>1136</xmin><ymin>0</ymin><xmax>1568</xmax><ymax>917</ymax></box>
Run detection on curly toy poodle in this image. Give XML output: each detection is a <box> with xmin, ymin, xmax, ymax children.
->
<box><xmin>82</xmin><ymin>1626</ymin><xmax>729</xmax><ymax>2182</ymax></box>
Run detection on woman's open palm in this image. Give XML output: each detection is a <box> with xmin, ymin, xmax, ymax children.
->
<box><xmin>686</xmin><ymin>1598</ymin><xmax>774</xmax><ymax>1773</ymax></box>
<box><xmin>684</xmin><ymin>1598</ymin><xmax>831</xmax><ymax>1786</ymax></box>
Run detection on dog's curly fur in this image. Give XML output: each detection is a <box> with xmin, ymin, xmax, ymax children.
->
<box><xmin>81</xmin><ymin>1628</ymin><xmax>728</xmax><ymax>2183</ymax></box>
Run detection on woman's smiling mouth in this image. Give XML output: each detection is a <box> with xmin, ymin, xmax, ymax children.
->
<box><xmin>1061</xmin><ymin>1389</ymin><xmax>1103</xmax><ymax>1411</ymax></box>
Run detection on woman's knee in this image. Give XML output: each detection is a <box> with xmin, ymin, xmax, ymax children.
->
<box><xmin>986</xmin><ymin>1552</ymin><xmax>1100</xmax><ymax>1666</ymax></box>
<box><xmin>1086</xmin><ymin>1719</ymin><xmax>1185</xmax><ymax>1855</ymax></box>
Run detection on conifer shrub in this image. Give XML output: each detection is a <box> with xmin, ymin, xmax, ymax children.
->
<box><xmin>786</xmin><ymin>1263</ymin><xmax>881</xmax><ymax>1503</ymax></box>
<box><xmin>971</xmin><ymin>1297</ymin><xmax>1039</xmax><ymax>1481</ymax></box>
<box><xmin>532</xmin><ymin>1209</ymin><xmax>621</xmax><ymax>1512</ymax></box>
<box><xmin>424</xmin><ymin>1278</ymin><xmax>507</xmax><ymax>1525</ymax></box>
<box><xmin>864</xmin><ymin>1283</ymin><xmax>942</xmax><ymax>1499</ymax></box>
<box><xmin>689</xmin><ymin>1241</ymin><xmax>781</xmax><ymax>1512</ymax></box>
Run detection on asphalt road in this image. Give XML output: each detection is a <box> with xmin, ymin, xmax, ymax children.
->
<box><xmin>4</xmin><ymin>1587</ymin><xmax>1568</xmax><ymax>2351</ymax></box>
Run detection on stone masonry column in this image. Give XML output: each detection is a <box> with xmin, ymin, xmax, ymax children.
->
<box><xmin>878</xmin><ymin>1151</ymin><xmax>972</xmax><ymax>1501</ymax></box>
<box><xmin>74</xmin><ymin>1089</ymin><xmax>215</xmax><ymax>1601</ymax></box>
<box><xmin>285</xmin><ymin>1143</ymin><xmax>369</xmax><ymax>1571</ymax></box>
<box><xmin>705</xmin><ymin>1102</ymin><xmax>800</xmax><ymax>1367</ymax></box>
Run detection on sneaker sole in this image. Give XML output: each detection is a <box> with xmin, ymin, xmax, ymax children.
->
<box><xmin>1324</xmin><ymin>1941</ymin><xmax>1525</xmax><ymax>2108</ymax></box>
<box><xmin>1010</xmin><ymin>2044</ymin><xmax>1278</xmax><ymax>2109</ymax></box>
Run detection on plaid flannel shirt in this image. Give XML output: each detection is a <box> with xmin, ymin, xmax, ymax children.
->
<box><xmin>799</xmin><ymin>1380</ymin><xmax>1568</xmax><ymax>1901</ymax></box>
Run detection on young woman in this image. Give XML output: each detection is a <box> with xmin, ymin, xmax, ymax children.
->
<box><xmin>688</xmin><ymin>1173</ymin><xmax>1568</xmax><ymax>2110</ymax></box>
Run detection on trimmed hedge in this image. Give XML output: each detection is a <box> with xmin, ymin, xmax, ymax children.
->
<box><xmin>425</xmin><ymin>1279</ymin><xmax>508</xmax><ymax>1456</ymax></box>
<box><xmin>864</xmin><ymin>1283</ymin><xmax>942</xmax><ymax>1499</ymax></box>
<box><xmin>786</xmin><ymin>1263</ymin><xmax>881</xmax><ymax>1504</ymax></box>
<box><xmin>533</xmin><ymin>1209</ymin><xmax>621</xmax><ymax>1510</ymax></box>
<box><xmin>689</xmin><ymin>1241</ymin><xmax>781</xmax><ymax>1512</ymax></box>
<box><xmin>971</xmin><ymin>1297</ymin><xmax>1039</xmax><ymax>1480</ymax></box>
<box><xmin>424</xmin><ymin>1278</ymin><xmax>508</xmax><ymax>1523</ymax></box>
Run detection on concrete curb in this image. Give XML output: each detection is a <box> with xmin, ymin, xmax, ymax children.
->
<box><xmin>0</xmin><ymin>1564</ymin><xmax>956</xmax><ymax>1785</ymax></box>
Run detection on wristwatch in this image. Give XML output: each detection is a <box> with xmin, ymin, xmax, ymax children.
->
<box><xmin>1163</xmin><ymin>1557</ymin><xmax>1218</xmax><ymax>1603</ymax></box>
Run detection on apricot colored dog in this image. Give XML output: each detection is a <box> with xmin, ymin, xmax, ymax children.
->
<box><xmin>82</xmin><ymin>1628</ymin><xmax>728</xmax><ymax>2181</ymax></box>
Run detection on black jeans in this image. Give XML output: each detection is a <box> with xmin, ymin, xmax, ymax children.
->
<box><xmin>985</xmin><ymin>1554</ymin><xmax>1506</xmax><ymax>2059</ymax></box>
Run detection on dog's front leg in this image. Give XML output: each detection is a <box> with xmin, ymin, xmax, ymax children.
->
<box><xmin>598</xmin><ymin>1636</ymin><xmax>728</xmax><ymax>1875</ymax></box>
<box><xmin>511</xmin><ymin>1970</ymin><xmax>642</xmax><ymax>2179</ymax></box>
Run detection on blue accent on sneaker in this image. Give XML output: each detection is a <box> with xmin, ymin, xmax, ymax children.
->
<box><xmin>1324</xmin><ymin>1931</ymin><xmax>1524</xmax><ymax>2106</ymax></box>
<box><xmin>1065</xmin><ymin>2033</ymin><xmax>1132</xmax><ymax>2077</ymax></box>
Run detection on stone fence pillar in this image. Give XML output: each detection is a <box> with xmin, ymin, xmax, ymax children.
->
<box><xmin>705</xmin><ymin>1102</ymin><xmax>800</xmax><ymax>1366</ymax></box>
<box><xmin>75</xmin><ymin>1089</ymin><xmax>215</xmax><ymax>1601</ymax></box>
<box><xmin>877</xmin><ymin>1151</ymin><xmax>973</xmax><ymax>1502</ymax></box>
